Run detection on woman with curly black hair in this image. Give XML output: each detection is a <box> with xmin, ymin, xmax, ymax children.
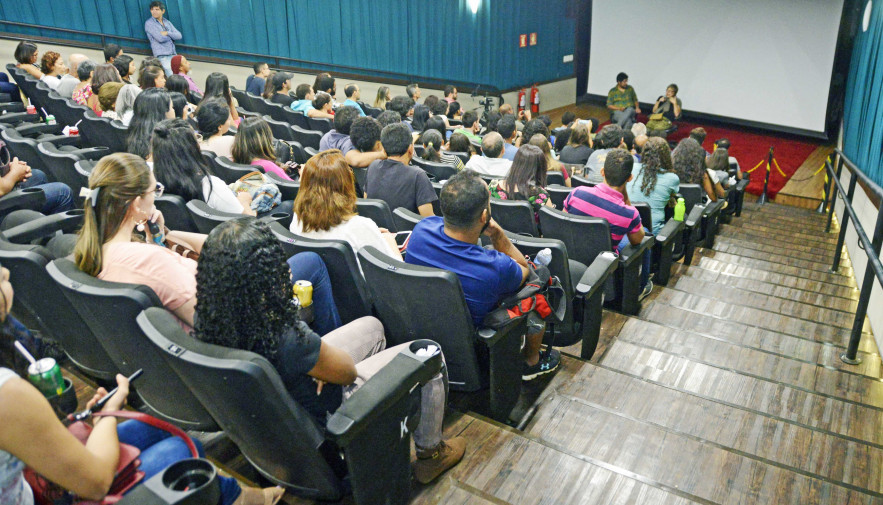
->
<box><xmin>626</xmin><ymin>137</ymin><xmax>680</xmax><ymax>234</ymax></box>
<box><xmin>194</xmin><ymin>218</ymin><xmax>466</xmax><ymax>484</ymax></box>
<box><xmin>672</xmin><ymin>137</ymin><xmax>721</xmax><ymax>202</ymax></box>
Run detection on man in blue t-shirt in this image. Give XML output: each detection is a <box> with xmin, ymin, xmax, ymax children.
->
<box><xmin>406</xmin><ymin>170</ymin><xmax>561</xmax><ymax>380</ymax></box>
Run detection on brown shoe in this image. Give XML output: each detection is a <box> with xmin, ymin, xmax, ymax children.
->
<box><xmin>414</xmin><ymin>437</ymin><xmax>466</xmax><ymax>484</ymax></box>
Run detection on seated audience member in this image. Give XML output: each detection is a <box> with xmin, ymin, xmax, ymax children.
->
<box><xmin>454</xmin><ymin>111</ymin><xmax>481</xmax><ymax>143</ymax></box>
<box><xmin>312</xmin><ymin>91</ymin><xmax>335</xmax><ymax>117</ymax></box>
<box><xmin>714</xmin><ymin>138</ymin><xmax>743</xmax><ymax>184</ymax></box>
<box><xmin>651</xmin><ymin>84</ymin><xmax>682</xmax><ymax>124</ymax></box>
<box><xmin>246</xmin><ymin>62</ymin><xmax>270</xmax><ymax>96</ymax></box>
<box><xmin>112</xmin><ymin>54</ymin><xmax>135</xmax><ymax>85</ymax></box>
<box><xmin>233</xmin><ymin>116</ymin><xmax>295</xmax><ymax>181</ymax></box>
<box><xmin>405</xmin><ymin>170</ymin><xmax>560</xmax><ymax>379</ymax></box>
<box><xmin>490</xmin><ymin>144</ymin><xmax>553</xmax><ymax>220</ymax></box>
<box><xmin>89</xmin><ymin>64</ymin><xmax>123</xmax><ymax>113</ymax></box>
<box><xmin>342</xmin><ymin>83</ymin><xmax>366</xmax><ymax>116</ymax></box>
<box><xmin>292</xmin><ymin>150</ymin><xmax>401</xmax><ymax>260</ymax></box>
<box><xmin>499</xmin><ymin>103</ymin><xmax>530</xmax><ymax>132</ymax></box>
<box><xmin>196</xmin><ymin>98</ymin><xmax>236</xmax><ymax>158</ymax></box>
<box><xmin>705</xmin><ymin>147</ymin><xmax>737</xmax><ymax>190</ymax></box>
<box><xmin>97</xmin><ymin>81</ymin><xmax>124</xmax><ymax>120</ymax></box>
<box><xmin>1</xmin><ymin>155</ymin><xmax>73</xmax><ymax>215</ymax></box>
<box><xmin>519</xmin><ymin>118</ymin><xmax>550</xmax><ymax>147</ymax></box>
<box><xmin>406</xmin><ymin>83</ymin><xmax>421</xmax><ymax>101</ymax></box>
<box><xmin>497</xmin><ymin>115</ymin><xmax>519</xmax><ymax>161</ymax></box>
<box><xmin>165</xmin><ymin>74</ymin><xmax>197</xmax><ymax>105</ymax></box>
<box><xmin>689</xmin><ymin>127</ymin><xmax>708</xmax><ymax>155</ymax></box>
<box><xmin>263</xmin><ymin>71</ymin><xmax>294</xmax><ymax>107</ymax></box>
<box><xmin>607</xmin><ymin>71</ymin><xmax>640</xmax><ymax>130</ymax></box>
<box><xmin>291</xmin><ymin>87</ymin><xmax>334</xmax><ymax>119</ymax></box>
<box><xmin>622</xmin><ymin>130</ymin><xmax>637</xmax><ymax>158</ymax></box>
<box><xmin>193</xmin><ymin>218</ymin><xmax>462</xmax><ymax>483</ymax></box>
<box><xmin>153</xmin><ymin>118</ymin><xmax>255</xmax><ymax>217</ymax></box>
<box><xmin>561</xmin><ymin>111</ymin><xmax>576</xmax><ymax>128</ymax></box>
<box><xmin>634</xmin><ymin>134</ymin><xmax>649</xmax><ymax>156</ymax></box>
<box><xmin>126</xmin><ymin>87</ymin><xmax>174</xmax><ymax>159</ymax></box>
<box><xmin>0</xmin><ymin>282</ymin><xmax>282</xmax><ymax>505</ymax></box>
<box><xmin>564</xmin><ymin>149</ymin><xmax>652</xmax><ymax>298</ymax></box>
<box><xmin>387</xmin><ymin>96</ymin><xmax>415</xmax><ymax>127</ymax></box>
<box><xmin>200</xmin><ymin>72</ymin><xmax>239</xmax><ymax>124</ymax></box>
<box><xmin>170</xmin><ymin>55</ymin><xmax>202</xmax><ymax>95</ymax></box>
<box><xmin>169</xmin><ymin>91</ymin><xmax>192</xmax><ymax>120</ymax></box>
<box><xmin>365</xmin><ymin>123</ymin><xmax>437</xmax><ymax>216</ymax></box>
<box><xmin>464</xmin><ymin>132</ymin><xmax>512</xmax><ymax>178</ymax></box>
<box><xmin>631</xmin><ymin>122</ymin><xmax>648</xmax><ymax>137</ymax></box>
<box><xmin>373</xmin><ymin>85</ymin><xmax>391</xmax><ymax>109</ymax></box>
<box><xmin>423</xmin><ymin>94</ymin><xmax>440</xmax><ymax>110</ymax></box>
<box><xmin>423</xmin><ymin>116</ymin><xmax>448</xmax><ymax>139</ymax></box>
<box><xmin>584</xmin><ymin>124</ymin><xmax>625</xmax><ymax>184</ymax></box>
<box><xmin>529</xmin><ymin>133</ymin><xmax>570</xmax><ymax>186</ymax></box>
<box><xmin>12</xmin><ymin>41</ymin><xmax>52</xmax><ymax>84</ymax></box>
<box><xmin>38</xmin><ymin>51</ymin><xmax>66</xmax><ymax>89</ymax></box>
<box><xmin>376</xmin><ymin>110</ymin><xmax>402</xmax><ymax>129</ymax></box>
<box><xmin>55</xmin><ymin>53</ymin><xmax>87</xmax><ymax>98</ymax></box>
<box><xmin>553</xmin><ymin>127</ymin><xmax>571</xmax><ymax>154</ymax></box>
<box><xmin>71</xmin><ymin>59</ymin><xmax>97</xmax><ymax>107</ymax></box>
<box><xmin>626</xmin><ymin>137</ymin><xmax>680</xmax><ymax>234</ymax></box>
<box><xmin>103</xmin><ymin>43</ymin><xmax>122</xmax><ymax>63</ymax></box>
<box><xmin>313</xmin><ymin>72</ymin><xmax>336</xmax><ymax>97</ymax></box>
<box><xmin>138</xmin><ymin>64</ymin><xmax>166</xmax><ymax>89</ymax></box>
<box><xmin>320</xmin><ymin>106</ymin><xmax>385</xmax><ymax>168</ymax></box>
<box><xmin>447</xmin><ymin>132</ymin><xmax>474</xmax><ymax>157</ymax></box>
<box><xmin>417</xmin><ymin>129</ymin><xmax>464</xmax><ymax>170</ymax></box>
<box><xmin>137</xmin><ymin>57</ymin><xmax>162</xmax><ymax>83</ymax></box>
<box><xmin>115</xmin><ymin>83</ymin><xmax>142</xmax><ymax>126</ymax></box>
<box><xmin>430</xmin><ymin>100</ymin><xmax>452</xmax><ymax>128</ymax></box>
<box><xmin>559</xmin><ymin>122</ymin><xmax>593</xmax><ymax>165</ymax></box>
<box><xmin>411</xmin><ymin>104</ymin><xmax>431</xmax><ymax>133</ymax></box>
<box><xmin>446</xmin><ymin>101</ymin><xmax>462</xmax><ymax>120</ymax></box>
<box><xmin>350</xmin><ymin>116</ymin><xmax>382</xmax><ymax>155</ymax></box>
<box><xmin>443</xmin><ymin>85</ymin><xmax>457</xmax><ymax>104</ymax></box>
<box><xmin>672</xmin><ymin>137</ymin><xmax>722</xmax><ymax>201</ymax></box>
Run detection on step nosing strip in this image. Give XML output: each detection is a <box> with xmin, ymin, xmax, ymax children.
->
<box><xmin>687</xmin><ymin>261</ymin><xmax>860</xmax><ymax>302</ymax></box>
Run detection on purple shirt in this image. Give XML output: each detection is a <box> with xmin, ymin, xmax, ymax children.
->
<box><xmin>563</xmin><ymin>183</ymin><xmax>642</xmax><ymax>251</ymax></box>
<box><xmin>319</xmin><ymin>130</ymin><xmax>354</xmax><ymax>154</ymax></box>
<box><xmin>177</xmin><ymin>73</ymin><xmax>203</xmax><ymax>95</ymax></box>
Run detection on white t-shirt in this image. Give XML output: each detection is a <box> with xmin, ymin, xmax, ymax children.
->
<box><xmin>464</xmin><ymin>156</ymin><xmax>513</xmax><ymax>179</ymax></box>
<box><xmin>199</xmin><ymin>135</ymin><xmax>235</xmax><ymax>159</ymax></box>
<box><xmin>290</xmin><ymin>214</ymin><xmax>397</xmax><ymax>258</ymax></box>
<box><xmin>202</xmin><ymin>175</ymin><xmax>244</xmax><ymax>214</ymax></box>
<box><xmin>0</xmin><ymin>368</ymin><xmax>35</xmax><ymax>505</ymax></box>
<box><xmin>40</xmin><ymin>74</ymin><xmax>61</xmax><ymax>90</ymax></box>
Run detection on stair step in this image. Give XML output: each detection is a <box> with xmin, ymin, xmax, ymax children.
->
<box><xmin>694</xmin><ymin>249</ymin><xmax>856</xmax><ymax>288</ymax></box>
<box><xmin>734</xmin><ymin>221</ymin><xmax>840</xmax><ymax>244</ymax></box>
<box><xmin>734</xmin><ymin>217</ymin><xmax>840</xmax><ymax>239</ymax></box>
<box><xmin>712</xmin><ymin>235</ymin><xmax>849</xmax><ymax>270</ymax></box>
<box><xmin>698</xmin><ymin>243</ymin><xmax>853</xmax><ymax>277</ymax></box>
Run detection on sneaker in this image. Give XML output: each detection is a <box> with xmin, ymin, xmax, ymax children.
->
<box><xmin>522</xmin><ymin>349</ymin><xmax>561</xmax><ymax>381</ymax></box>
<box><xmin>639</xmin><ymin>280</ymin><xmax>654</xmax><ymax>301</ymax></box>
<box><xmin>414</xmin><ymin>437</ymin><xmax>466</xmax><ymax>484</ymax></box>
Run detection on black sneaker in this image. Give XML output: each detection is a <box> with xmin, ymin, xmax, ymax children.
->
<box><xmin>638</xmin><ymin>280</ymin><xmax>653</xmax><ymax>301</ymax></box>
<box><xmin>522</xmin><ymin>349</ymin><xmax>561</xmax><ymax>381</ymax></box>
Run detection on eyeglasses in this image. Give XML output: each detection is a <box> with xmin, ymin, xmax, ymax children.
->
<box><xmin>149</xmin><ymin>182</ymin><xmax>164</xmax><ymax>198</ymax></box>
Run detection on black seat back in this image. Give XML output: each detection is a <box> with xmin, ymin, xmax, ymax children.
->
<box><xmin>47</xmin><ymin>259</ymin><xmax>217</xmax><ymax>430</ymax></box>
<box><xmin>213</xmin><ymin>156</ymin><xmax>256</xmax><ymax>184</ymax></box>
<box><xmin>267</xmin><ymin>221</ymin><xmax>372</xmax><ymax>324</ymax></box>
<box><xmin>679</xmin><ymin>184</ymin><xmax>703</xmax><ymax>213</ymax></box>
<box><xmin>546</xmin><ymin>171</ymin><xmax>566</xmax><ymax>186</ymax></box>
<box><xmin>265</xmin><ymin>172</ymin><xmax>299</xmax><ymax>201</ymax></box>
<box><xmin>186</xmin><ymin>199</ymin><xmax>244</xmax><ymax>234</ymax></box>
<box><xmin>538</xmin><ymin>206</ymin><xmax>612</xmax><ymax>266</ymax></box>
<box><xmin>307</xmin><ymin>117</ymin><xmax>332</xmax><ymax>133</ymax></box>
<box><xmin>292</xmin><ymin>125</ymin><xmax>322</xmax><ymax>150</ymax></box>
<box><xmin>392</xmin><ymin>207</ymin><xmax>422</xmax><ymax>232</ymax></box>
<box><xmin>155</xmin><ymin>195</ymin><xmax>198</xmax><ymax>232</ymax></box>
<box><xmin>546</xmin><ymin>185</ymin><xmax>572</xmax><ymax>209</ymax></box>
<box><xmin>571</xmin><ymin>175</ymin><xmax>595</xmax><ymax>188</ymax></box>
<box><xmin>489</xmin><ymin>199</ymin><xmax>537</xmax><ymax>236</ymax></box>
<box><xmin>633</xmin><ymin>202</ymin><xmax>652</xmax><ymax>231</ymax></box>
<box><xmin>262</xmin><ymin>115</ymin><xmax>296</xmax><ymax>142</ymax></box>
<box><xmin>357</xmin><ymin>246</ymin><xmax>484</xmax><ymax>392</ymax></box>
<box><xmin>80</xmin><ymin>110</ymin><xmax>127</xmax><ymax>153</ymax></box>
<box><xmin>1</xmin><ymin>127</ymin><xmax>42</xmax><ymax>169</ymax></box>
<box><xmin>37</xmin><ymin>142</ymin><xmax>96</xmax><ymax>197</ymax></box>
<box><xmin>411</xmin><ymin>157</ymin><xmax>457</xmax><ymax>182</ymax></box>
<box><xmin>355</xmin><ymin>198</ymin><xmax>396</xmax><ymax>231</ymax></box>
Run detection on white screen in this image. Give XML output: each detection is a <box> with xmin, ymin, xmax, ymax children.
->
<box><xmin>588</xmin><ymin>0</ymin><xmax>844</xmax><ymax>132</ymax></box>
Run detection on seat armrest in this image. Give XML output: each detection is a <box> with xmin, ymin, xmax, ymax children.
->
<box><xmin>655</xmin><ymin>218</ymin><xmax>684</xmax><ymax>246</ymax></box>
<box><xmin>685</xmin><ymin>204</ymin><xmax>704</xmax><ymax>228</ymax></box>
<box><xmin>575</xmin><ymin>251</ymin><xmax>618</xmax><ymax>298</ymax></box>
<box><xmin>43</xmin><ymin>134</ymin><xmax>83</xmax><ymax>147</ymax></box>
<box><xmin>476</xmin><ymin>316</ymin><xmax>525</xmax><ymax>348</ymax></box>
<box><xmin>0</xmin><ymin>102</ymin><xmax>26</xmax><ymax>113</ymax></box>
<box><xmin>15</xmin><ymin>122</ymin><xmax>64</xmax><ymax>137</ymax></box>
<box><xmin>0</xmin><ymin>188</ymin><xmax>45</xmax><ymax>213</ymax></box>
<box><xmin>3</xmin><ymin>112</ymin><xmax>41</xmax><ymax>124</ymax></box>
<box><xmin>619</xmin><ymin>235</ymin><xmax>654</xmax><ymax>267</ymax></box>
<box><xmin>75</xmin><ymin>146</ymin><xmax>111</xmax><ymax>160</ymax></box>
<box><xmin>2</xmin><ymin>209</ymin><xmax>84</xmax><ymax>243</ymax></box>
<box><xmin>326</xmin><ymin>341</ymin><xmax>443</xmax><ymax>446</ymax></box>
<box><xmin>735</xmin><ymin>178</ymin><xmax>749</xmax><ymax>192</ymax></box>
<box><xmin>703</xmin><ymin>199</ymin><xmax>726</xmax><ymax>217</ymax></box>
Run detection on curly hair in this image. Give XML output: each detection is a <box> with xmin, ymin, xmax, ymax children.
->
<box><xmin>40</xmin><ymin>51</ymin><xmax>61</xmax><ymax>75</ymax></box>
<box><xmin>672</xmin><ymin>137</ymin><xmax>706</xmax><ymax>185</ymax></box>
<box><xmin>193</xmin><ymin>218</ymin><xmax>298</xmax><ymax>364</ymax></box>
<box><xmin>638</xmin><ymin>137</ymin><xmax>674</xmax><ymax>195</ymax></box>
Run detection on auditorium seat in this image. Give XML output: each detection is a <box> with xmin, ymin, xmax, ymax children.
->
<box><xmin>570</xmin><ymin>174</ymin><xmax>595</xmax><ymax>188</ymax></box>
<box><xmin>411</xmin><ymin>157</ymin><xmax>457</xmax><ymax>182</ymax></box>
<box><xmin>680</xmin><ymin>183</ymin><xmax>725</xmax><ymax>250</ymax></box>
<box><xmin>392</xmin><ymin>207</ymin><xmax>422</xmax><ymax>232</ymax></box>
<box><xmin>47</xmin><ymin>258</ymin><xmax>219</xmax><ymax>430</ymax></box>
<box><xmin>489</xmin><ymin>199</ymin><xmax>537</xmax><ymax>236</ymax></box>
<box><xmin>546</xmin><ymin>185</ymin><xmax>573</xmax><ymax>209</ymax></box>
<box><xmin>138</xmin><ymin>306</ymin><xmax>441</xmax><ymax>504</ymax></box>
<box><xmin>264</xmin><ymin>171</ymin><xmax>299</xmax><ymax>201</ymax></box>
<box><xmin>632</xmin><ymin>202</ymin><xmax>684</xmax><ymax>286</ymax></box>
<box><xmin>546</xmin><ymin>171</ymin><xmax>566</xmax><ymax>186</ymax></box>
<box><xmin>538</xmin><ymin>206</ymin><xmax>654</xmax><ymax>315</ymax></box>
<box><xmin>305</xmin><ymin>146</ymin><xmax>319</xmax><ymax>158</ymax></box>
<box><xmin>307</xmin><ymin>117</ymin><xmax>333</xmax><ymax>134</ymax></box>
<box><xmin>262</xmin><ymin>115</ymin><xmax>297</xmax><ymax>142</ymax></box>
<box><xmin>0</xmin><ymin>187</ymin><xmax>47</xmax><ymax>222</ymax></box>
<box><xmin>267</xmin><ymin>221</ymin><xmax>373</xmax><ymax>325</ymax></box>
<box><xmin>79</xmin><ymin>110</ymin><xmax>128</xmax><ymax>153</ymax></box>
<box><xmin>154</xmin><ymin>195</ymin><xmax>198</xmax><ymax>233</ymax></box>
<box><xmin>213</xmin><ymin>156</ymin><xmax>256</xmax><ymax>184</ymax></box>
<box><xmin>355</xmin><ymin>198</ymin><xmax>396</xmax><ymax>231</ymax></box>
<box><xmin>358</xmin><ymin>245</ymin><xmax>528</xmax><ymax>422</ymax></box>
<box><xmin>292</xmin><ymin>125</ymin><xmax>322</xmax><ymax>150</ymax></box>
<box><xmin>185</xmin><ymin>199</ymin><xmax>244</xmax><ymax>234</ymax></box>
<box><xmin>37</xmin><ymin>142</ymin><xmax>109</xmax><ymax>198</ymax></box>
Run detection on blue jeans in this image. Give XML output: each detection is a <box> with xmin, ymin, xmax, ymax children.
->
<box><xmin>117</xmin><ymin>420</ymin><xmax>241</xmax><ymax>504</ymax></box>
<box><xmin>0</xmin><ymin>72</ymin><xmax>20</xmax><ymax>101</ymax></box>
<box><xmin>611</xmin><ymin>107</ymin><xmax>636</xmax><ymax>130</ymax></box>
<box><xmin>288</xmin><ymin>251</ymin><xmax>342</xmax><ymax>335</ymax></box>
<box><xmin>618</xmin><ymin>228</ymin><xmax>651</xmax><ymax>290</ymax></box>
<box><xmin>18</xmin><ymin>169</ymin><xmax>74</xmax><ymax>215</ymax></box>
<box><xmin>156</xmin><ymin>55</ymin><xmax>174</xmax><ymax>77</ymax></box>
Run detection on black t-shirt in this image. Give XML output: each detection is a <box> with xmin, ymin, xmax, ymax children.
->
<box><xmin>274</xmin><ymin>321</ymin><xmax>342</xmax><ymax>426</ymax></box>
<box><xmin>271</xmin><ymin>93</ymin><xmax>295</xmax><ymax>107</ymax></box>
<box><xmin>365</xmin><ymin>159</ymin><xmax>438</xmax><ymax>213</ymax></box>
<box><xmin>559</xmin><ymin>145</ymin><xmax>594</xmax><ymax>165</ymax></box>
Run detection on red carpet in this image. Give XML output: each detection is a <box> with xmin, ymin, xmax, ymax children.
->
<box><xmin>601</xmin><ymin>117</ymin><xmax>822</xmax><ymax>199</ymax></box>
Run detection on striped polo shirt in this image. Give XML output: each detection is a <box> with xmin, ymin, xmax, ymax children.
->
<box><xmin>563</xmin><ymin>184</ymin><xmax>642</xmax><ymax>251</ymax></box>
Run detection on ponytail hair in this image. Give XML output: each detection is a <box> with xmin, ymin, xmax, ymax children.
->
<box><xmin>74</xmin><ymin>153</ymin><xmax>153</xmax><ymax>277</ymax></box>
<box><xmin>418</xmin><ymin>129</ymin><xmax>444</xmax><ymax>163</ymax></box>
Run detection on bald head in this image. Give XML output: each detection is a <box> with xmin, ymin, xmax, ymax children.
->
<box><xmin>482</xmin><ymin>132</ymin><xmax>505</xmax><ymax>158</ymax></box>
<box><xmin>635</xmin><ymin>134</ymin><xmax>649</xmax><ymax>150</ymax></box>
<box><xmin>68</xmin><ymin>54</ymin><xmax>87</xmax><ymax>76</ymax></box>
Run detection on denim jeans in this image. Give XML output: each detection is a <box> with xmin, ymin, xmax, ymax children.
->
<box><xmin>18</xmin><ymin>169</ymin><xmax>74</xmax><ymax>215</ymax></box>
<box><xmin>611</xmin><ymin>107</ymin><xmax>636</xmax><ymax>130</ymax></box>
<box><xmin>155</xmin><ymin>55</ymin><xmax>174</xmax><ymax>77</ymax></box>
<box><xmin>117</xmin><ymin>420</ymin><xmax>241</xmax><ymax>504</ymax></box>
<box><xmin>288</xmin><ymin>251</ymin><xmax>342</xmax><ymax>335</ymax></box>
<box><xmin>618</xmin><ymin>227</ymin><xmax>651</xmax><ymax>289</ymax></box>
<box><xmin>0</xmin><ymin>73</ymin><xmax>20</xmax><ymax>102</ymax></box>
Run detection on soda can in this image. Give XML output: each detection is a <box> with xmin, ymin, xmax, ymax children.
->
<box><xmin>293</xmin><ymin>280</ymin><xmax>313</xmax><ymax>307</ymax></box>
<box><xmin>27</xmin><ymin>358</ymin><xmax>65</xmax><ymax>397</ymax></box>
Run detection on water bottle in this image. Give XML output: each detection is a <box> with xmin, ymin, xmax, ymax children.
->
<box><xmin>535</xmin><ymin>248</ymin><xmax>552</xmax><ymax>266</ymax></box>
<box><xmin>674</xmin><ymin>197</ymin><xmax>686</xmax><ymax>221</ymax></box>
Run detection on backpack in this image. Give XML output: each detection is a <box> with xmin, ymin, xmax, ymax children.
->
<box><xmin>482</xmin><ymin>262</ymin><xmax>566</xmax><ymax>330</ymax></box>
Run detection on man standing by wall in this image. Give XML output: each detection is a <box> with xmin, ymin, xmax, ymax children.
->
<box><xmin>607</xmin><ymin>72</ymin><xmax>640</xmax><ymax>130</ymax></box>
<box><xmin>144</xmin><ymin>1</ymin><xmax>182</xmax><ymax>76</ymax></box>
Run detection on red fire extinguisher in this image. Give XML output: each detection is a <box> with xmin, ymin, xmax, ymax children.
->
<box><xmin>517</xmin><ymin>89</ymin><xmax>526</xmax><ymax>112</ymax></box>
<box><xmin>530</xmin><ymin>83</ymin><xmax>540</xmax><ymax>114</ymax></box>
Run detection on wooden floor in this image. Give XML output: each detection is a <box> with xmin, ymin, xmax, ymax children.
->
<box><xmin>63</xmin><ymin>201</ymin><xmax>882</xmax><ymax>504</ymax></box>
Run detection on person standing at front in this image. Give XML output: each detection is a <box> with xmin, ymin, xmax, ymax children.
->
<box><xmin>144</xmin><ymin>1</ymin><xmax>181</xmax><ymax>76</ymax></box>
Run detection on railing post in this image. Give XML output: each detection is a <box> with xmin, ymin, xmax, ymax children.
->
<box><xmin>831</xmin><ymin>171</ymin><xmax>857</xmax><ymax>273</ymax></box>
<box><xmin>826</xmin><ymin>156</ymin><xmax>843</xmax><ymax>233</ymax></box>
<box><xmin>817</xmin><ymin>159</ymin><xmax>832</xmax><ymax>213</ymax></box>
<box><xmin>841</xmin><ymin>209</ymin><xmax>883</xmax><ymax>365</ymax></box>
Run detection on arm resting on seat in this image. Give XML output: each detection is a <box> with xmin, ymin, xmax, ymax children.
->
<box><xmin>326</xmin><ymin>345</ymin><xmax>442</xmax><ymax>446</ymax></box>
<box><xmin>575</xmin><ymin>251</ymin><xmax>618</xmax><ymax>298</ymax></box>
<box><xmin>619</xmin><ymin>235</ymin><xmax>654</xmax><ymax>267</ymax></box>
<box><xmin>655</xmin><ymin>217</ymin><xmax>684</xmax><ymax>247</ymax></box>
<box><xmin>0</xmin><ymin>188</ymin><xmax>45</xmax><ymax>213</ymax></box>
<box><xmin>2</xmin><ymin>209</ymin><xmax>84</xmax><ymax>243</ymax></box>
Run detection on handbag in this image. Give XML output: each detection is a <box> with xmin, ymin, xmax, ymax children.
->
<box><xmin>25</xmin><ymin>410</ymin><xmax>200</xmax><ymax>505</ymax></box>
<box><xmin>649</xmin><ymin>112</ymin><xmax>664</xmax><ymax>121</ymax></box>
<box><xmin>481</xmin><ymin>262</ymin><xmax>566</xmax><ymax>330</ymax></box>
<box><xmin>229</xmin><ymin>171</ymin><xmax>282</xmax><ymax>213</ymax></box>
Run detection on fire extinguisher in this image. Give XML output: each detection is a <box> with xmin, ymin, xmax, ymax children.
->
<box><xmin>518</xmin><ymin>89</ymin><xmax>526</xmax><ymax>112</ymax></box>
<box><xmin>530</xmin><ymin>83</ymin><xmax>540</xmax><ymax>114</ymax></box>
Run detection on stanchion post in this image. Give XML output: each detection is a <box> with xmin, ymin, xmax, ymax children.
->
<box><xmin>757</xmin><ymin>146</ymin><xmax>774</xmax><ymax>205</ymax></box>
<box><xmin>826</xmin><ymin>156</ymin><xmax>843</xmax><ymax>233</ymax></box>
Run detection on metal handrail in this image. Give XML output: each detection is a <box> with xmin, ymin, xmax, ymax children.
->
<box><xmin>820</xmin><ymin>148</ymin><xmax>883</xmax><ymax>364</ymax></box>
